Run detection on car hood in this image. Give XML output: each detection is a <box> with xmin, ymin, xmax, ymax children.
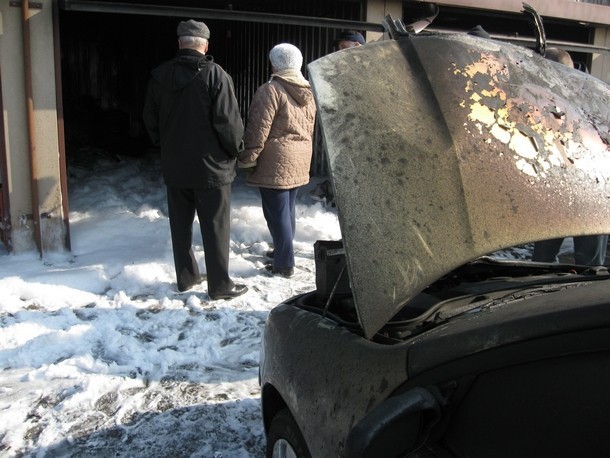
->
<box><xmin>307</xmin><ymin>34</ymin><xmax>610</xmax><ymax>339</ymax></box>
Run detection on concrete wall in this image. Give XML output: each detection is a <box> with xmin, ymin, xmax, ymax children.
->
<box><xmin>427</xmin><ymin>0</ymin><xmax>610</xmax><ymax>24</ymax></box>
<box><xmin>592</xmin><ymin>27</ymin><xmax>610</xmax><ymax>82</ymax></box>
<box><xmin>366</xmin><ymin>0</ymin><xmax>402</xmax><ymax>42</ymax></box>
<box><xmin>0</xmin><ymin>0</ymin><xmax>66</xmax><ymax>254</ymax></box>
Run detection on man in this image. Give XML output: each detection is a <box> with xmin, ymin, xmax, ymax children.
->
<box><xmin>468</xmin><ymin>25</ymin><xmax>491</xmax><ymax>39</ymax></box>
<box><xmin>143</xmin><ymin>19</ymin><xmax>248</xmax><ymax>299</ymax></box>
<box><xmin>334</xmin><ymin>30</ymin><xmax>365</xmax><ymax>51</ymax></box>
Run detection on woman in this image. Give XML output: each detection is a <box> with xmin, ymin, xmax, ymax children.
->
<box><xmin>238</xmin><ymin>43</ymin><xmax>316</xmax><ymax>277</ymax></box>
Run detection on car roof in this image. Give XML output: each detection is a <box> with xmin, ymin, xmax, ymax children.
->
<box><xmin>308</xmin><ymin>34</ymin><xmax>610</xmax><ymax>339</ymax></box>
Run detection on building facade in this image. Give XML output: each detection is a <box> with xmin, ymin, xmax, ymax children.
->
<box><xmin>1</xmin><ymin>0</ymin><xmax>609</xmax><ymax>255</ymax></box>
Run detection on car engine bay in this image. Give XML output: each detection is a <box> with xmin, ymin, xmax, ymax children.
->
<box><xmin>295</xmin><ymin>244</ymin><xmax>610</xmax><ymax>344</ymax></box>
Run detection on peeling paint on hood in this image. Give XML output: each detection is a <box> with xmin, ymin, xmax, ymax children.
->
<box><xmin>455</xmin><ymin>51</ymin><xmax>610</xmax><ymax>183</ymax></box>
<box><xmin>308</xmin><ymin>34</ymin><xmax>610</xmax><ymax>339</ymax></box>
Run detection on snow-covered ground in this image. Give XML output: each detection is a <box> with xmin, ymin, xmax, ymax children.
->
<box><xmin>1</xmin><ymin>147</ymin><xmax>580</xmax><ymax>457</ymax></box>
<box><xmin>0</xmin><ymin>150</ymin><xmax>340</xmax><ymax>457</ymax></box>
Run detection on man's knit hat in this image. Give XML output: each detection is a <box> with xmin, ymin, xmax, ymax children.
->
<box><xmin>269</xmin><ymin>43</ymin><xmax>303</xmax><ymax>71</ymax></box>
<box><xmin>334</xmin><ymin>31</ymin><xmax>365</xmax><ymax>45</ymax></box>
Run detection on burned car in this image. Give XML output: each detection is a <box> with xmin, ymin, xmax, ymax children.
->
<box><xmin>259</xmin><ymin>19</ymin><xmax>610</xmax><ymax>458</ymax></box>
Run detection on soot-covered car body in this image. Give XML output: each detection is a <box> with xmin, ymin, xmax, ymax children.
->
<box><xmin>259</xmin><ymin>28</ymin><xmax>610</xmax><ymax>458</ymax></box>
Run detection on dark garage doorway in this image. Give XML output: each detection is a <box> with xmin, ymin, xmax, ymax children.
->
<box><xmin>57</xmin><ymin>1</ymin><xmax>368</xmax><ymax>176</ymax></box>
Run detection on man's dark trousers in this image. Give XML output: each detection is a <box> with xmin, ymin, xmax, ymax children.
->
<box><xmin>166</xmin><ymin>184</ymin><xmax>234</xmax><ymax>294</ymax></box>
<box><xmin>532</xmin><ymin>235</ymin><xmax>608</xmax><ymax>266</ymax></box>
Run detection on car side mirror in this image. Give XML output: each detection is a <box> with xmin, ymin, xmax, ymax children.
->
<box><xmin>344</xmin><ymin>386</ymin><xmax>440</xmax><ymax>457</ymax></box>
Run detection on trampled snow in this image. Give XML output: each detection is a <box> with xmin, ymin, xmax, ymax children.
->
<box><xmin>0</xmin><ymin>150</ymin><xmax>340</xmax><ymax>457</ymax></box>
<box><xmin>0</xmin><ymin>148</ymin><xmax>565</xmax><ymax>457</ymax></box>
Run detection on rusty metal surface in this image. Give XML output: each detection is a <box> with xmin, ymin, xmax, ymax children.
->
<box><xmin>308</xmin><ymin>34</ymin><xmax>610</xmax><ymax>339</ymax></box>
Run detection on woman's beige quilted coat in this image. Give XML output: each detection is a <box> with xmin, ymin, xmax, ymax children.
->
<box><xmin>238</xmin><ymin>69</ymin><xmax>316</xmax><ymax>189</ymax></box>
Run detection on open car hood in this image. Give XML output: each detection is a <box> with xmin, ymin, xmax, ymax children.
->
<box><xmin>307</xmin><ymin>34</ymin><xmax>610</xmax><ymax>339</ymax></box>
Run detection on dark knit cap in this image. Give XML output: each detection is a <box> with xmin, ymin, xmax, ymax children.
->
<box><xmin>334</xmin><ymin>31</ymin><xmax>365</xmax><ymax>45</ymax></box>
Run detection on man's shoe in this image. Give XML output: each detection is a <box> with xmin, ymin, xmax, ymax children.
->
<box><xmin>178</xmin><ymin>275</ymin><xmax>206</xmax><ymax>292</ymax></box>
<box><xmin>208</xmin><ymin>284</ymin><xmax>248</xmax><ymax>300</ymax></box>
<box><xmin>265</xmin><ymin>265</ymin><xmax>294</xmax><ymax>278</ymax></box>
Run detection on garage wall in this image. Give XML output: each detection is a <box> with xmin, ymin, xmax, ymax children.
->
<box><xmin>0</xmin><ymin>0</ymin><xmax>67</xmax><ymax>254</ymax></box>
<box><xmin>592</xmin><ymin>27</ymin><xmax>610</xmax><ymax>81</ymax></box>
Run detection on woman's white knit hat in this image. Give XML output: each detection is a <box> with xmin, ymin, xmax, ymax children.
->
<box><xmin>269</xmin><ymin>43</ymin><xmax>303</xmax><ymax>71</ymax></box>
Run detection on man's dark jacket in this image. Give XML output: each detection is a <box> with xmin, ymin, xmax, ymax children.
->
<box><xmin>143</xmin><ymin>49</ymin><xmax>244</xmax><ymax>188</ymax></box>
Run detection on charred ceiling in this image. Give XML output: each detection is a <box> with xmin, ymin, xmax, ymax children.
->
<box><xmin>58</xmin><ymin>0</ymin><xmax>380</xmax><ymax>31</ymax></box>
